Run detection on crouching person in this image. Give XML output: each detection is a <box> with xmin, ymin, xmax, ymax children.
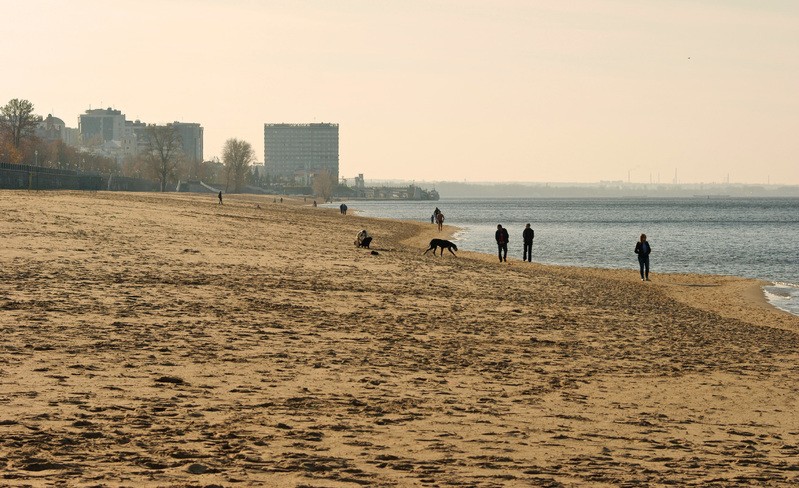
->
<box><xmin>355</xmin><ymin>230</ymin><xmax>372</xmax><ymax>248</ymax></box>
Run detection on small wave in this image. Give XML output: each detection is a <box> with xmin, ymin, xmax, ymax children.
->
<box><xmin>764</xmin><ymin>282</ymin><xmax>799</xmax><ymax>316</ymax></box>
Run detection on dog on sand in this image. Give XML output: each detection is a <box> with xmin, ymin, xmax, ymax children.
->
<box><xmin>423</xmin><ymin>238</ymin><xmax>457</xmax><ymax>256</ymax></box>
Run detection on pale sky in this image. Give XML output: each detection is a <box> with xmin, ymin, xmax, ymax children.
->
<box><xmin>4</xmin><ymin>0</ymin><xmax>798</xmax><ymax>185</ymax></box>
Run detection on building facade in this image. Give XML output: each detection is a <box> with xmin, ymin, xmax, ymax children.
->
<box><xmin>264</xmin><ymin>123</ymin><xmax>339</xmax><ymax>185</ymax></box>
<box><xmin>36</xmin><ymin>114</ymin><xmax>66</xmax><ymax>142</ymax></box>
<box><xmin>79</xmin><ymin>108</ymin><xmax>126</xmax><ymax>146</ymax></box>
<box><xmin>77</xmin><ymin>107</ymin><xmax>204</xmax><ymax>166</ymax></box>
<box><xmin>170</xmin><ymin>122</ymin><xmax>204</xmax><ymax>165</ymax></box>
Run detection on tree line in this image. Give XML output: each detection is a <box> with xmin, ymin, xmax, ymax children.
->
<box><xmin>0</xmin><ymin>98</ymin><xmax>257</xmax><ymax>193</ymax></box>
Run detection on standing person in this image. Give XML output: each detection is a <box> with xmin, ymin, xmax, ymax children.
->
<box><xmin>634</xmin><ymin>234</ymin><xmax>652</xmax><ymax>281</ymax></box>
<box><xmin>522</xmin><ymin>223</ymin><xmax>534</xmax><ymax>262</ymax></box>
<box><xmin>218</xmin><ymin>191</ymin><xmax>223</xmax><ymax>205</ymax></box>
<box><xmin>495</xmin><ymin>224</ymin><xmax>509</xmax><ymax>262</ymax></box>
<box><xmin>436</xmin><ymin>212</ymin><xmax>445</xmax><ymax>231</ymax></box>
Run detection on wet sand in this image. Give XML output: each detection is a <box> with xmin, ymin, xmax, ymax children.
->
<box><xmin>1</xmin><ymin>190</ymin><xmax>798</xmax><ymax>487</ymax></box>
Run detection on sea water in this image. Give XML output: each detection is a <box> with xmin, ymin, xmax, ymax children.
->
<box><xmin>334</xmin><ymin>197</ymin><xmax>799</xmax><ymax>316</ymax></box>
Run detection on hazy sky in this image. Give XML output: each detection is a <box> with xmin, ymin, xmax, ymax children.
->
<box><xmin>5</xmin><ymin>0</ymin><xmax>798</xmax><ymax>184</ymax></box>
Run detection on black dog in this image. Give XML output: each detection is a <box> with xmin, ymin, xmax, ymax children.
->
<box><xmin>423</xmin><ymin>238</ymin><xmax>458</xmax><ymax>256</ymax></box>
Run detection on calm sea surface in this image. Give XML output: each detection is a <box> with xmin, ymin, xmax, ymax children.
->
<box><xmin>334</xmin><ymin>198</ymin><xmax>799</xmax><ymax>316</ymax></box>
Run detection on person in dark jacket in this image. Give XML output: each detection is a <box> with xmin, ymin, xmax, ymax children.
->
<box><xmin>522</xmin><ymin>223</ymin><xmax>534</xmax><ymax>262</ymax></box>
<box><xmin>218</xmin><ymin>191</ymin><xmax>223</xmax><ymax>204</ymax></box>
<box><xmin>634</xmin><ymin>233</ymin><xmax>652</xmax><ymax>281</ymax></box>
<box><xmin>495</xmin><ymin>224</ymin><xmax>509</xmax><ymax>262</ymax></box>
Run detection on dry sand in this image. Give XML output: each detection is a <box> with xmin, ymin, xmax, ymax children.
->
<box><xmin>1</xmin><ymin>190</ymin><xmax>798</xmax><ymax>487</ymax></box>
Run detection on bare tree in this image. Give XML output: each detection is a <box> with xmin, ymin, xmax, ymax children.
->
<box><xmin>0</xmin><ymin>98</ymin><xmax>41</xmax><ymax>149</ymax></box>
<box><xmin>312</xmin><ymin>169</ymin><xmax>336</xmax><ymax>203</ymax></box>
<box><xmin>144</xmin><ymin>125</ymin><xmax>183</xmax><ymax>192</ymax></box>
<box><xmin>222</xmin><ymin>138</ymin><xmax>255</xmax><ymax>193</ymax></box>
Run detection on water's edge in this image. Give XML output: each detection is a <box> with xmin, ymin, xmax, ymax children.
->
<box><xmin>331</xmin><ymin>202</ymin><xmax>798</xmax><ymax>317</ymax></box>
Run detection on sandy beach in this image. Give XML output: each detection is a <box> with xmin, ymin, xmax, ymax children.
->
<box><xmin>1</xmin><ymin>190</ymin><xmax>798</xmax><ymax>487</ymax></box>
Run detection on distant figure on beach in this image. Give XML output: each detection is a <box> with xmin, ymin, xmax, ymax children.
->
<box><xmin>218</xmin><ymin>191</ymin><xmax>223</xmax><ymax>205</ymax></box>
<box><xmin>495</xmin><ymin>224</ymin><xmax>509</xmax><ymax>262</ymax></box>
<box><xmin>313</xmin><ymin>200</ymin><xmax>317</xmax><ymax>207</ymax></box>
<box><xmin>280</xmin><ymin>197</ymin><xmax>283</xmax><ymax>203</ymax></box>
<box><xmin>340</xmin><ymin>203</ymin><xmax>348</xmax><ymax>215</ymax></box>
<box><xmin>355</xmin><ymin>229</ymin><xmax>372</xmax><ymax>248</ymax></box>
<box><xmin>522</xmin><ymin>223</ymin><xmax>534</xmax><ymax>262</ymax></box>
<box><xmin>436</xmin><ymin>212</ymin><xmax>444</xmax><ymax>231</ymax></box>
<box><xmin>431</xmin><ymin>214</ymin><xmax>435</xmax><ymax>224</ymax></box>
<box><xmin>634</xmin><ymin>233</ymin><xmax>651</xmax><ymax>281</ymax></box>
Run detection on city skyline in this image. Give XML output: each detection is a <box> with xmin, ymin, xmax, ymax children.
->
<box><xmin>5</xmin><ymin>0</ymin><xmax>798</xmax><ymax>185</ymax></box>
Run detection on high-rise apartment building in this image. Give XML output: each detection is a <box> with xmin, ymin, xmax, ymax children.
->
<box><xmin>264</xmin><ymin>123</ymin><xmax>339</xmax><ymax>185</ymax></box>
<box><xmin>170</xmin><ymin>122</ymin><xmax>204</xmax><ymax>164</ymax></box>
<box><xmin>79</xmin><ymin>108</ymin><xmax>126</xmax><ymax>145</ymax></box>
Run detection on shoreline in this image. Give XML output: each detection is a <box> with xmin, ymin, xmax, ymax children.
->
<box><xmin>337</xmin><ymin>202</ymin><xmax>797</xmax><ymax>321</ymax></box>
<box><xmin>2</xmin><ymin>190</ymin><xmax>799</xmax><ymax>486</ymax></box>
<box><xmin>377</xmin><ymin>215</ymin><xmax>795</xmax><ymax>323</ymax></box>
<box><xmin>336</xmin><ymin>198</ymin><xmax>799</xmax><ymax>305</ymax></box>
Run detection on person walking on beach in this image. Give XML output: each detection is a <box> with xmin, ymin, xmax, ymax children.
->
<box><xmin>522</xmin><ymin>223</ymin><xmax>534</xmax><ymax>262</ymax></box>
<box><xmin>495</xmin><ymin>224</ymin><xmax>509</xmax><ymax>262</ymax></box>
<box><xmin>218</xmin><ymin>191</ymin><xmax>223</xmax><ymax>205</ymax></box>
<box><xmin>634</xmin><ymin>233</ymin><xmax>651</xmax><ymax>281</ymax></box>
<box><xmin>436</xmin><ymin>212</ymin><xmax>445</xmax><ymax>231</ymax></box>
<box><xmin>340</xmin><ymin>203</ymin><xmax>348</xmax><ymax>215</ymax></box>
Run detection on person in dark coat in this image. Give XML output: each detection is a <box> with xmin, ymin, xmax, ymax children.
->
<box><xmin>634</xmin><ymin>233</ymin><xmax>652</xmax><ymax>281</ymax></box>
<box><xmin>218</xmin><ymin>191</ymin><xmax>223</xmax><ymax>204</ymax></box>
<box><xmin>495</xmin><ymin>224</ymin><xmax>509</xmax><ymax>262</ymax></box>
<box><xmin>522</xmin><ymin>223</ymin><xmax>534</xmax><ymax>262</ymax></box>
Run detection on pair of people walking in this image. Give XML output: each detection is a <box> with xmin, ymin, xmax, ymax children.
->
<box><xmin>495</xmin><ymin>224</ymin><xmax>535</xmax><ymax>263</ymax></box>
